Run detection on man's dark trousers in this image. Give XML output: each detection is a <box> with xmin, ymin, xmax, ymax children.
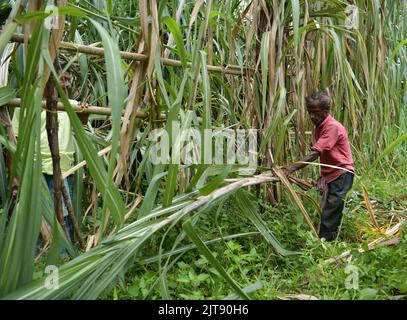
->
<box><xmin>320</xmin><ymin>172</ymin><xmax>354</xmax><ymax>241</ymax></box>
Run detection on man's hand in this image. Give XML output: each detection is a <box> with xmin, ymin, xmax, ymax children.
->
<box><xmin>316</xmin><ymin>176</ymin><xmax>327</xmax><ymax>195</ymax></box>
<box><xmin>283</xmin><ymin>151</ymin><xmax>320</xmax><ymax>177</ymax></box>
<box><xmin>283</xmin><ymin>165</ymin><xmax>297</xmax><ymax>177</ymax></box>
<box><xmin>77</xmin><ymin>101</ymin><xmax>90</xmax><ymax>124</ymax></box>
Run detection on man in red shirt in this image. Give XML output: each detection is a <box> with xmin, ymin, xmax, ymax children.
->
<box><xmin>285</xmin><ymin>91</ymin><xmax>355</xmax><ymax>241</ymax></box>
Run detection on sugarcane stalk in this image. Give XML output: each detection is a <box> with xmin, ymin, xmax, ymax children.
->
<box><xmin>61</xmin><ymin>177</ymin><xmax>85</xmax><ymax>248</ymax></box>
<box><xmin>288</xmin><ymin>176</ymin><xmax>314</xmax><ymax>190</ymax></box>
<box><xmin>45</xmin><ymin>75</ymin><xmax>67</xmax><ymax>236</ymax></box>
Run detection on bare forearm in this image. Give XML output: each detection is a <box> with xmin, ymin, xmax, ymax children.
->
<box><xmin>286</xmin><ymin>151</ymin><xmax>320</xmax><ymax>174</ymax></box>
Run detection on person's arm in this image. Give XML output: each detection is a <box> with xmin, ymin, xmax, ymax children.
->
<box><xmin>285</xmin><ymin>122</ymin><xmax>339</xmax><ymax>176</ymax></box>
<box><xmin>77</xmin><ymin>101</ymin><xmax>90</xmax><ymax>124</ymax></box>
<box><xmin>284</xmin><ymin>151</ymin><xmax>320</xmax><ymax>176</ymax></box>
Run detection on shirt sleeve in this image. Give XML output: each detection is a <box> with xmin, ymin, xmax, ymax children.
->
<box><xmin>311</xmin><ymin>124</ymin><xmax>340</xmax><ymax>153</ymax></box>
<box><xmin>11</xmin><ymin>108</ymin><xmax>20</xmax><ymax>137</ymax></box>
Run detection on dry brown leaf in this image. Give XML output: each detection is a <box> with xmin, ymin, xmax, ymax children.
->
<box><xmin>273</xmin><ymin>167</ymin><xmax>318</xmax><ymax>236</ymax></box>
<box><xmin>361</xmin><ymin>183</ymin><xmax>380</xmax><ymax>229</ymax></box>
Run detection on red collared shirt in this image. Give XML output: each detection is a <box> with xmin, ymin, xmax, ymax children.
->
<box><xmin>311</xmin><ymin>114</ymin><xmax>355</xmax><ymax>183</ymax></box>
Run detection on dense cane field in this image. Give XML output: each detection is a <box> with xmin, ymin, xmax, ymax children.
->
<box><xmin>0</xmin><ymin>0</ymin><xmax>406</xmax><ymax>300</ymax></box>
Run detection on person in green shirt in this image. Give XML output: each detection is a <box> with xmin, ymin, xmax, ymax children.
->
<box><xmin>12</xmin><ymin>63</ymin><xmax>87</xmax><ymax>246</ymax></box>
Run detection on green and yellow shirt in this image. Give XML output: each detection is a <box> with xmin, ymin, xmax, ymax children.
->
<box><xmin>12</xmin><ymin>106</ymin><xmax>75</xmax><ymax>175</ymax></box>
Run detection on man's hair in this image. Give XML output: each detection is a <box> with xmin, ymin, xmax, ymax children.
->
<box><xmin>305</xmin><ymin>90</ymin><xmax>332</xmax><ymax>111</ymax></box>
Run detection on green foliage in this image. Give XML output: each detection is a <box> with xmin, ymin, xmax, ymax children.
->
<box><xmin>111</xmin><ymin>173</ymin><xmax>406</xmax><ymax>300</ymax></box>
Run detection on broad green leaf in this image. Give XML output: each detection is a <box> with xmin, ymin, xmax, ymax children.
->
<box><xmin>163</xmin><ymin>16</ymin><xmax>188</xmax><ymax>69</ymax></box>
<box><xmin>90</xmin><ymin>18</ymin><xmax>127</xmax><ymax>230</ymax></box>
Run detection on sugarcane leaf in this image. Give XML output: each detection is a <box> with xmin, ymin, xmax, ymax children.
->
<box><xmin>199</xmin><ymin>165</ymin><xmax>230</xmax><ymax>196</ymax></box>
<box><xmin>0</xmin><ymin>86</ymin><xmax>16</xmax><ymax>106</ymax></box>
<box><xmin>200</xmin><ymin>50</ymin><xmax>211</xmax><ymax>130</ymax></box>
<box><xmin>390</xmin><ymin>38</ymin><xmax>407</xmax><ymax>63</ymax></box>
<box><xmin>374</xmin><ymin>134</ymin><xmax>407</xmax><ymax>167</ymax></box>
<box><xmin>0</xmin><ymin>20</ymin><xmax>45</xmax><ymax>297</ymax></box>
<box><xmin>163</xmin><ymin>16</ymin><xmax>188</xmax><ymax>69</ymax></box>
<box><xmin>14</xmin><ymin>6</ymin><xmax>85</xmax><ymax>24</ymax></box>
<box><xmin>233</xmin><ymin>189</ymin><xmax>298</xmax><ymax>256</ymax></box>
<box><xmin>291</xmin><ymin>0</ymin><xmax>300</xmax><ymax>46</ymax></box>
<box><xmin>0</xmin><ymin>22</ymin><xmax>17</xmax><ymax>56</ymax></box>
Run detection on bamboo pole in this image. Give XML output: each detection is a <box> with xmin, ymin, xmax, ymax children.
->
<box><xmin>5</xmin><ymin>98</ymin><xmax>163</xmax><ymax>118</ymax></box>
<box><xmin>10</xmin><ymin>33</ymin><xmax>249</xmax><ymax>76</ymax></box>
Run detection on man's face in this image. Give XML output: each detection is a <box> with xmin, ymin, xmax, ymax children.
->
<box><xmin>59</xmin><ymin>71</ymin><xmax>72</xmax><ymax>91</ymax></box>
<box><xmin>306</xmin><ymin>103</ymin><xmax>328</xmax><ymax>126</ymax></box>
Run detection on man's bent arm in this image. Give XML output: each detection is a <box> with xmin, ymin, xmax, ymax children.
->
<box><xmin>284</xmin><ymin>151</ymin><xmax>320</xmax><ymax>175</ymax></box>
